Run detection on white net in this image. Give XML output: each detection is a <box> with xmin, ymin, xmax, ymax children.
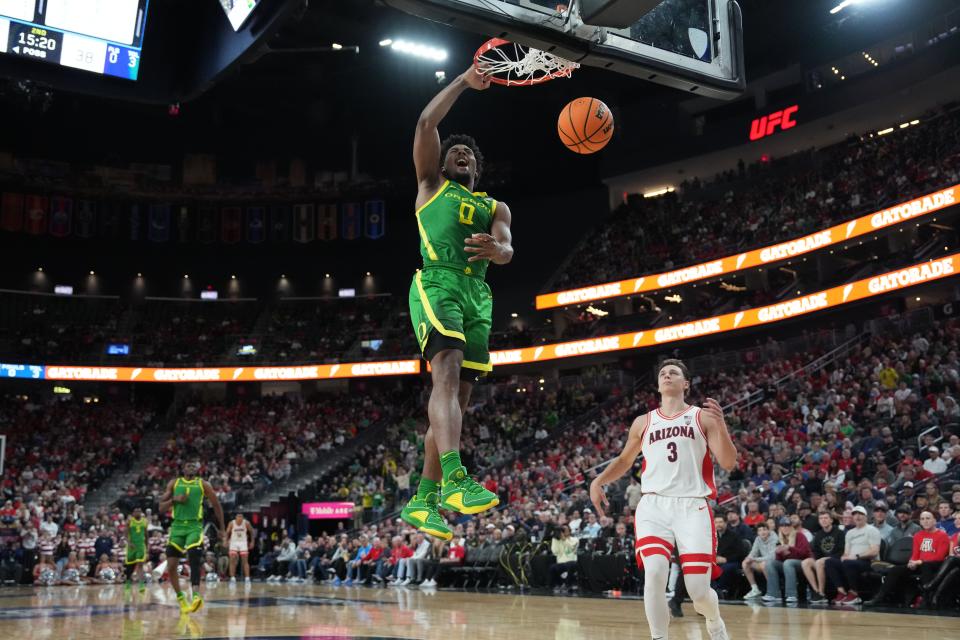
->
<box><xmin>476</xmin><ymin>40</ymin><xmax>579</xmax><ymax>86</ymax></box>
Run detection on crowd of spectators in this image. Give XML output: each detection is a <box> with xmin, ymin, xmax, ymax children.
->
<box><xmin>121</xmin><ymin>388</ymin><xmax>411</xmax><ymax>514</ymax></box>
<box><xmin>550</xmin><ymin>107</ymin><xmax>960</xmax><ymax>293</ymax></box>
<box><xmin>234</xmin><ymin>314</ymin><xmax>960</xmax><ymax>613</ymax></box>
<box><xmin>0</xmin><ymin>395</ymin><xmax>155</xmax><ymax>584</ymax></box>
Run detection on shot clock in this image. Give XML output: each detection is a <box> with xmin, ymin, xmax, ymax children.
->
<box><xmin>0</xmin><ymin>0</ymin><xmax>148</xmax><ymax>80</ymax></box>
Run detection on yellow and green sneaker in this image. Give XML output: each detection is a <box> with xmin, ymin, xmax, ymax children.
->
<box><xmin>188</xmin><ymin>594</ymin><xmax>204</xmax><ymax>613</ymax></box>
<box><xmin>176</xmin><ymin>592</ymin><xmax>191</xmax><ymax>615</ymax></box>
<box><xmin>401</xmin><ymin>492</ymin><xmax>452</xmax><ymax>540</ymax></box>
<box><xmin>439</xmin><ymin>466</ymin><xmax>499</xmax><ymax>515</ymax></box>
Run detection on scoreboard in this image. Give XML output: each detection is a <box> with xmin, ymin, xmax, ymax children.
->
<box><xmin>0</xmin><ymin>0</ymin><xmax>148</xmax><ymax>80</ymax></box>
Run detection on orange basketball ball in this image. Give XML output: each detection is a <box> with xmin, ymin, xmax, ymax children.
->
<box><xmin>557</xmin><ymin>97</ymin><xmax>614</xmax><ymax>154</ymax></box>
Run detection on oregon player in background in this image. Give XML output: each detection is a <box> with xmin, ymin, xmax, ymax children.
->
<box><xmin>401</xmin><ymin>64</ymin><xmax>514</xmax><ymax>541</ymax></box>
<box><xmin>123</xmin><ymin>506</ymin><xmax>148</xmax><ymax>596</ymax></box>
<box><xmin>158</xmin><ymin>460</ymin><xmax>225</xmax><ymax>615</ymax></box>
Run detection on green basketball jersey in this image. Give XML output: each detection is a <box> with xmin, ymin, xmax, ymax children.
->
<box><xmin>172</xmin><ymin>477</ymin><xmax>204</xmax><ymax>522</ymax></box>
<box><xmin>127</xmin><ymin>516</ymin><xmax>147</xmax><ymax>547</ymax></box>
<box><xmin>416</xmin><ymin>179</ymin><xmax>496</xmax><ymax>280</ymax></box>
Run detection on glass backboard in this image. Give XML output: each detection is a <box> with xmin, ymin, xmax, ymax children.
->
<box><xmin>384</xmin><ymin>0</ymin><xmax>745</xmax><ymax>99</ymax></box>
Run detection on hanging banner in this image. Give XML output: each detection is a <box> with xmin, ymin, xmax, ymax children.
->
<box><xmin>148</xmin><ymin>204</ymin><xmax>171</xmax><ymax>243</ymax></box>
<box><xmin>341</xmin><ymin>202</ymin><xmax>362</xmax><ymax>240</ymax></box>
<box><xmin>364</xmin><ymin>200</ymin><xmax>386</xmax><ymax>239</ymax></box>
<box><xmin>247</xmin><ymin>207</ymin><xmax>266</xmax><ymax>244</ymax></box>
<box><xmin>98</xmin><ymin>203</ymin><xmax>121</xmax><ymax>239</ymax></box>
<box><xmin>177</xmin><ymin>205</ymin><xmax>191</xmax><ymax>243</ymax></box>
<box><xmin>75</xmin><ymin>199</ymin><xmax>96</xmax><ymax>238</ymax></box>
<box><xmin>25</xmin><ymin>195</ymin><xmax>49</xmax><ymax>236</ymax></box>
<box><xmin>316</xmin><ymin>203</ymin><xmax>338</xmax><ymax>241</ymax></box>
<box><xmin>46</xmin><ymin>196</ymin><xmax>69</xmax><ymax>237</ymax></box>
<box><xmin>198</xmin><ymin>206</ymin><xmax>217</xmax><ymax>244</ymax></box>
<box><xmin>221</xmin><ymin>207</ymin><xmax>242</xmax><ymax>244</ymax></box>
<box><xmin>0</xmin><ymin>192</ymin><xmax>23</xmax><ymax>232</ymax></box>
<box><xmin>293</xmin><ymin>204</ymin><xmax>315</xmax><ymax>243</ymax></box>
<box><xmin>129</xmin><ymin>204</ymin><xmax>142</xmax><ymax>241</ymax></box>
<box><xmin>270</xmin><ymin>205</ymin><xmax>291</xmax><ymax>243</ymax></box>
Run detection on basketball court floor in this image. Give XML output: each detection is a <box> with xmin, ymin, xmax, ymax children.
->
<box><xmin>0</xmin><ymin>583</ymin><xmax>956</xmax><ymax>640</ymax></box>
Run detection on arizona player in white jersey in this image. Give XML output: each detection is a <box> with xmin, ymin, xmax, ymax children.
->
<box><xmin>225</xmin><ymin>514</ymin><xmax>254</xmax><ymax>584</ymax></box>
<box><xmin>591</xmin><ymin>359</ymin><xmax>737</xmax><ymax>640</ymax></box>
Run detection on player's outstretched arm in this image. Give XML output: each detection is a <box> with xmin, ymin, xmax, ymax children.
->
<box><xmin>414</xmin><ymin>65</ymin><xmax>491</xmax><ymax>187</ymax></box>
<box><xmin>465</xmin><ymin>202</ymin><xmax>513</xmax><ymax>265</ymax></box>
<box><xmin>701</xmin><ymin>398</ymin><xmax>737</xmax><ymax>471</ymax></box>
<box><xmin>589</xmin><ymin>414</ymin><xmax>646</xmax><ymax>517</ymax></box>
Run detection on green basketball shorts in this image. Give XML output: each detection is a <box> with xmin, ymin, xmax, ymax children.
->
<box><xmin>409</xmin><ymin>266</ymin><xmax>493</xmax><ymax>377</ymax></box>
<box><xmin>167</xmin><ymin>520</ymin><xmax>204</xmax><ymax>555</ymax></box>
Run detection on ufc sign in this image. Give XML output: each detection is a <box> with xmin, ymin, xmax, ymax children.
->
<box><xmin>749</xmin><ymin>105</ymin><xmax>799</xmax><ymax>141</ymax></box>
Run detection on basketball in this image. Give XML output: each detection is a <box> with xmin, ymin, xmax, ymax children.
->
<box><xmin>557</xmin><ymin>97</ymin><xmax>614</xmax><ymax>154</ymax></box>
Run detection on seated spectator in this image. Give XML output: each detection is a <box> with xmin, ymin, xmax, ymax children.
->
<box><xmin>825</xmin><ymin>505</ymin><xmax>881</xmax><ymax>605</ymax></box>
<box><xmin>407</xmin><ymin>537</ymin><xmax>441</xmax><ymax>587</ymax></box>
<box><xmin>872</xmin><ymin>504</ymin><xmax>894</xmax><ymax>543</ymax></box>
<box><xmin>713</xmin><ymin>514</ymin><xmax>747</xmax><ymax>598</ymax></box>
<box><xmin>764</xmin><ymin>517</ymin><xmax>811</xmax><ymax>603</ymax></box>
<box><xmin>344</xmin><ymin>535</ymin><xmax>371</xmax><ymax>586</ymax></box>
<box><xmin>923</xmin><ymin>446</ymin><xmax>948</xmax><ymax>475</ymax></box>
<box><xmin>358</xmin><ymin>537</ymin><xmax>385</xmax><ymax>585</ymax></box>
<box><xmin>579</xmin><ymin>511</ymin><xmax>601</xmax><ymax>539</ymax></box>
<box><xmin>0</xmin><ymin>542</ymin><xmax>25</xmax><ymax>585</ymax></box>
<box><xmin>936</xmin><ymin>502</ymin><xmax>957</xmax><ymax>536</ymax></box>
<box><xmin>329</xmin><ymin>537</ymin><xmax>352</xmax><ymax>585</ymax></box>
<box><xmin>803</xmin><ymin>512</ymin><xmax>844</xmax><ymax>603</ymax></box>
<box><xmin>743</xmin><ymin>501</ymin><xmax>765</xmax><ymax>527</ymax></box>
<box><xmin>550</xmin><ymin>525</ymin><xmax>579</xmax><ymax>593</ymax></box>
<box><xmin>385</xmin><ymin>535</ymin><xmax>412</xmax><ymax>585</ymax></box>
<box><xmin>921</xmin><ymin>518</ymin><xmax>960</xmax><ymax>608</ymax></box>
<box><xmin>726</xmin><ymin>511</ymin><xmax>755</xmax><ymax>542</ymax></box>
<box><xmin>865</xmin><ymin>510</ymin><xmax>950</xmax><ymax>607</ymax></box>
<box><xmin>889</xmin><ymin>503</ymin><xmax>921</xmax><ymax>545</ymax></box>
<box><xmin>742</xmin><ymin>523</ymin><xmax>778</xmax><ymax>599</ymax></box>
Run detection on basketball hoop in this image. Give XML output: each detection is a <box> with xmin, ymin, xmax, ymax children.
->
<box><xmin>474</xmin><ymin>38</ymin><xmax>579</xmax><ymax>87</ymax></box>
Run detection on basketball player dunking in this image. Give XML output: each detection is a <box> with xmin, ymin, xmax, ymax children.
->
<box><xmin>590</xmin><ymin>359</ymin><xmax>737</xmax><ymax>640</ymax></box>
<box><xmin>400</xmin><ymin>64</ymin><xmax>514</xmax><ymax>540</ymax></box>
<box><xmin>226</xmin><ymin>513</ymin><xmax>254</xmax><ymax>584</ymax></box>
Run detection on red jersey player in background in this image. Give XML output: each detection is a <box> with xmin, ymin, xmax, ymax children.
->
<box><xmin>591</xmin><ymin>359</ymin><xmax>737</xmax><ymax>640</ymax></box>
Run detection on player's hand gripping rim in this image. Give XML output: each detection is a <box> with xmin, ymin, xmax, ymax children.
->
<box><xmin>462</xmin><ymin>64</ymin><xmax>493</xmax><ymax>90</ymax></box>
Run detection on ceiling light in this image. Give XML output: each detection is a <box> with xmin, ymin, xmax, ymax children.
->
<box><xmin>89</xmin><ymin>270</ymin><xmax>95</xmax><ymax>275</ymax></box>
<box><xmin>830</xmin><ymin>0</ymin><xmax>860</xmax><ymax>15</ymax></box>
<box><xmin>332</xmin><ymin>43</ymin><xmax>343</xmax><ymax>50</ymax></box>
<box><xmin>379</xmin><ymin>39</ymin><xmax>393</xmax><ymax>47</ymax></box>
<box><xmin>643</xmin><ymin>186</ymin><xmax>675</xmax><ymax>198</ymax></box>
<box><xmin>390</xmin><ymin>39</ymin><xmax>447</xmax><ymax>62</ymax></box>
<box><xmin>877</xmin><ymin>127</ymin><xmax>894</xmax><ymax>136</ymax></box>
